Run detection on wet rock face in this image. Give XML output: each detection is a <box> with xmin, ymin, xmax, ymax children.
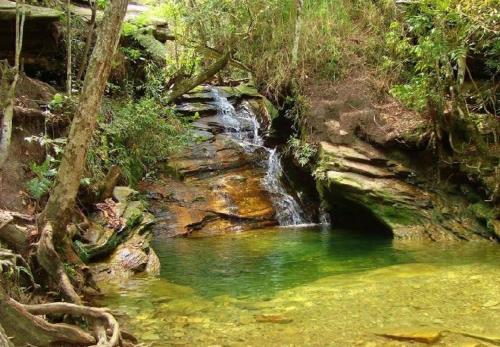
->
<box><xmin>141</xmin><ymin>88</ymin><xmax>279</xmax><ymax>237</ymax></box>
<box><xmin>316</xmin><ymin>141</ymin><xmax>495</xmax><ymax>241</ymax></box>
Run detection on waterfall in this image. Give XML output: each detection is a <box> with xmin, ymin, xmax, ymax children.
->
<box><xmin>262</xmin><ymin>149</ymin><xmax>309</xmax><ymax>225</ymax></box>
<box><xmin>211</xmin><ymin>88</ymin><xmax>308</xmax><ymax>226</ymax></box>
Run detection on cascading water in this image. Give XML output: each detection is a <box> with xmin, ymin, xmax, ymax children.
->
<box><xmin>262</xmin><ymin>149</ymin><xmax>308</xmax><ymax>225</ymax></box>
<box><xmin>211</xmin><ymin>88</ymin><xmax>308</xmax><ymax>226</ymax></box>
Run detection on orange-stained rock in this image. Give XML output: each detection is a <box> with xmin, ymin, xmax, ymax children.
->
<box><xmin>140</xmin><ymin>165</ymin><xmax>278</xmax><ymax>237</ymax></box>
<box><xmin>140</xmin><ymin>132</ymin><xmax>277</xmax><ymax>236</ymax></box>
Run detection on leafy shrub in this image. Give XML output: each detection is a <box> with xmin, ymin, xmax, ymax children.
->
<box><xmin>287</xmin><ymin>137</ymin><xmax>317</xmax><ymax>167</ymax></box>
<box><xmin>384</xmin><ymin>0</ymin><xmax>499</xmax><ymax>113</ymax></box>
<box><xmin>87</xmin><ymin>97</ymin><xmax>191</xmax><ymax>185</ymax></box>
<box><xmin>24</xmin><ymin>136</ymin><xmax>67</xmax><ymax>201</ymax></box>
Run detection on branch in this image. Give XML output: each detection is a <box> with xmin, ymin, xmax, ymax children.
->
<box><xmin>165</xmin><ymin>50</ymin><xmax>231</xmax><ymax>103</ymax></box>
<box><xmin>201</xmin><ymin>45</ymin><xmax>253</xmax><ymax>73</ymax></box>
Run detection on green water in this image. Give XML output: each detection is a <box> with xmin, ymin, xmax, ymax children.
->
<box><xmin>101</xmin><ymin>226</ymin><xmax>500</xmax><ymax>346</ymax></box>
<box><xmin>152</xmin><ymin>226</ymin><xmax>497</xmax><ymax>298</ymax></box>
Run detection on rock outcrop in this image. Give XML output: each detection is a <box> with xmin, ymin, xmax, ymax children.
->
<box><xmin>0</xmin><ymin>0</ymin><xmax>62</xmax><ymax>72</ymax></box>
<box><xmin>316</xmin><ymin>141</ymin><xmax>494</xmax><ymax>241</ymax></box>
<box><xmin>305</xmin><ymin>78</ymin><xmax>498</xmax><ymax>241</ymax></box>
<box><xmin>140</xmin><ymin>86</ymin><xmax>280</xmax><ymax>237</ymax></box>
<box><xmin>89</xmin><ymin>187</ymin><xmax>160</xmax><ymax>282</ymax></box>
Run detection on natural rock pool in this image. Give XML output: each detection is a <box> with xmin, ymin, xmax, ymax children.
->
<box><xmin>100</xmin><ymin>226</ymin><xmax>500</xmax><ymax>346</ymax></box>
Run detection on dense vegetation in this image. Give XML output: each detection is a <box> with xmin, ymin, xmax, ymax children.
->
<box><xmin>385</xmin><ymin>0</ymin><xmax>499</xmax><ymax>197</ymax></box>
<box><xmin>0</xmin><ymin>0</ymin><xmax>498</xmax><ymax>345</ymax></box>
<box><xmin>23</xmin><ymin>0</ymin><xmax>496</xmax><ymax>198</ymax></box>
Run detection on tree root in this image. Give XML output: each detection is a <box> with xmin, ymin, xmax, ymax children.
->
<box><xmin>0</xmin><ymin>322</ymin><xmax>14</xmax><ymax>347</ymax></box>
<box><xmin>36</xmin><ymin>221</ymin><xmax>83</xmax><ymax>304</ymax></box>
<box><xmin>23</xmin><ymin>302</ymin><xmax>121</xmax><ymax>347</ymax></box>
<box><xmin>0</xmin><ymin>293</ymin><xmax>96</xmax><ymax>346</ymax></box>
<box><xmin>32</xmin><ymin>220</ymin><xmax>128</xmax><ymax>346</ymax></box>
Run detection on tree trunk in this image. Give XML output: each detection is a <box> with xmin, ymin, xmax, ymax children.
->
<box><xmin>0</xmin><ymin>0</ymin><xmax>25</xmax><ymax>169</ymax></box>
<box><xmin>76</xmin><ymin>0</ymin><xmax>97</xmax><ymax>82</ymax></box>
<box><xmin>0</xmin><ymin>63</ymin><xmax>15</xmax><ymax>169</ymax></box>
<box><xmin>166</xmin><ymin>50</ymin><xmax>230</xmax><ymax>103</ymax></box>
<box><xmin>43</xmin><ymin>0</ymin><xmax>128</xmax><ymax>234</ymax></box>
<box><xmin>66</xmin><ymin>0</ymin><xmax>72</xmax><ymax>94</ymax></box>
<box><xmin>37</xmin><ymin>0</ymin><xmax>128</xmax><ymax>304</ymax></box>
<box><xmin>291</xmin><ymin>0</ymin><xmax>303</xmax><ymax>71</ymax></box>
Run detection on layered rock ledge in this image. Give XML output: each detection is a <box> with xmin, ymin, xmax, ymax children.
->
<box><xmin>140</xmin><ymin>86</ymin><xmax>279</xmax><ymax>237</ymax></box>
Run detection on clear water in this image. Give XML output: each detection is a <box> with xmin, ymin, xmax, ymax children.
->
<box><xmin>153</xmin><ymin>227</ymin><xmax>499</xmax><ymax>299</ymax></box>
<box><xmin>100</xmin><ymin>227</ymin><xmax>500</xmax><ymax>346</ymax></box>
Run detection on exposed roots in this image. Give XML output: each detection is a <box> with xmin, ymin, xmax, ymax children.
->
<box><xmin>36</xmin><ymin>221</ymin><xmax>83</xmax><ymax>304</ymax></box>
<box><xmin>23</xmin><ymin>302</ymin><xmax>121</xmax><ymax>347</ymax></box>
<box><xmin>31</xmin><ymin>221</ymin><xmax>126</xmax><ymax>346</ymax></box>
<box><xmin>1</xmin><ymin>295</ymin><xmax>96</xmax><ymax>346</ymax></box>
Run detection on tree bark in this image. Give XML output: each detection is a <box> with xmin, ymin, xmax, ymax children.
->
<box><xmin>291</xmin><ymin>0</ymin><xmax>303</xmax><ymax>71</ymax></box>
<box><xmin>37</xmin><ymin>0</ymin><xmax>128</xmax><ymax>304</ymax></box>
<box><xmin>0</xmin><ymin>0</ymin><xmax>25</xmax><ymax>169</ymax></box>
<box><xmin>166</xmin><ymin>50</ymin><xmax>230</xmax><ymax>103</ymax></box>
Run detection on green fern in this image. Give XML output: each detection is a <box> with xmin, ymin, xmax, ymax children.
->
<box><xmin>26</xmin><ymin>158</ymin><xmax>57</xmax><ymax>200</ymax></box>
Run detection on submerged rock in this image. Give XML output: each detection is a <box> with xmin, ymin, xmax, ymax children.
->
<box><xmin>255</xmin><ymin>314</ymin><xmax>293</xmax><ymax>324</ymax></box>
<box><xmin>377</xmin><ymin>329</ymin><xmax>442</xmax><ymax>344</ymax></box>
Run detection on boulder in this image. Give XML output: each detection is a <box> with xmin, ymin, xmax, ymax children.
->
<box><xmin>113</xmin><ymin>186</ymin><xmax>138</xmax><ymax>203</ymax></box>
<box><xmin>92</xmin><ymin>231</ymin><xmax>160</xmax><ymax>282</ymax></box>
<box><xmin>88</xmin><ymin>195</ymin><xmax>159</xmax><ymax>282</ymax></box>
